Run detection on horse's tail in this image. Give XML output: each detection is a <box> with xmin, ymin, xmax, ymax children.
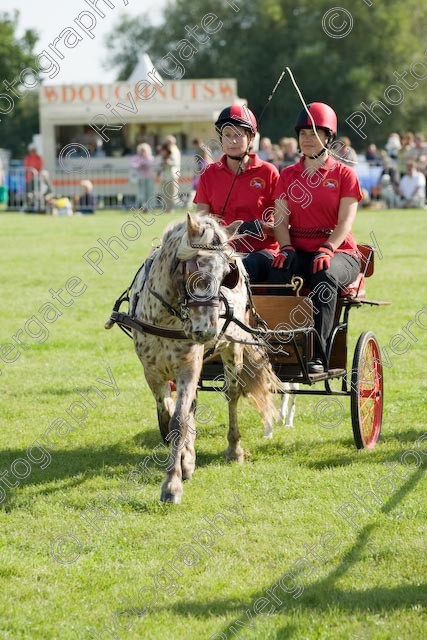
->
<box><xmin>240</xmin><ymin>342</ymin><xmax>282</xmax><ymax>422</ymax></box>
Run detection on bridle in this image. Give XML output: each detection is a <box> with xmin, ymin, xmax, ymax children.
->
<box><xmin>149</xmin><ymin>241</ymin><xmax>240</xmax><ymax>324</ymax></box>
<box><xmin>176</xmin><ymin>250</ymin><xmax>240</xmax><ymax>317</ymax></box>
<box><xmin>106</xmin><ymin>238</ymin><xmax>242</xmax><ymax>342</ymax></box>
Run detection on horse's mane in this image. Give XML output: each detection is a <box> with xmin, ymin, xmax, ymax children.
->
<box><xmin>162</xmin><ymin>214</ymin><xmax>230</xmax><ymax>261</ymax></box>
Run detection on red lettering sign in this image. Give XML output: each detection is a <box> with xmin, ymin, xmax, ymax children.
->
<box><xmin>97</xmin><ymin>85</ymin><xmax>107</xmax><ymax>102</ymax></box>
<box><xmin>78</xmin><ymin>85</ymin><xmax>95</xmax><ymax>102</ymax></box>
<box><xmin>219</xmin><ymin>82</ymin><xmax>234</xmax><ymax>97</ymax></box>
<box><xmin>43</xmin><ymin>80</ymin><xmax>237</xmax><ymax>106</ymax></box>
<box><xmin>61</xmin><ymin>86</ymin><xmax>76</xmax><ymax>103</ymax></box>
<box><xmin>44</xmin><ymin>87</ymin><xmax>58</xmax><ymax>103</ymax></box>
<box><xmin>203</xmin><ymin>82</ymin><xmax>215</xmax><ymax>97</ymax></box>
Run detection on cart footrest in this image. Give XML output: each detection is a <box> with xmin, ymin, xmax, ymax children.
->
<box><xmin>272</xmin><ymin>365</ymin><xmax>347</xmax><ymax>384</ymax></box>
<box><xmin>199</xmin><ymin>360</ymin><xmax>347</xmax><ymax>390</ymax></box>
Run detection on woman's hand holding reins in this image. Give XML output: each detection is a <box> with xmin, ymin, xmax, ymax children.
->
<box><xmin>272</xmin><ymin>245</ymin><xmax>296</xmax><ymax>269</ymax></box>
<box><xmin>312</xmin><ymin>242</ymin><xmax>335</xmax><ymax>273</ymax></box>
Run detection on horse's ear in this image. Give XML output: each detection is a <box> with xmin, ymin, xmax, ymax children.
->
<box><xmin>187</xmin><ymin>212</ymin><xmax>202</xmax><ymax>241</ymax></box>
<box><xmin>224</xmin><ymin>219</ymin><xmax>243</xmax><ymax>239</ymax></box>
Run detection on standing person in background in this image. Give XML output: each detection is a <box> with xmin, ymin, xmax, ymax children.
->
<box><xmin>130</xmin><ymin>143</ymin><xmax>155</xmax><ymax>212</ymax></box>
<box><xmin>397</xmin><ymin>132</ymin><xmax>415</xmax><ymax>175</ymax></box>
<box><xmin>268</xmin><ymin>102</ymin><xmax>362</xmax><ymax>373</ymax></box>
<box><xmin>158</xmin><ymin>143</ymin><xmax>175</xmax><ymax>213</ymax></box>
<box><xmin>194</xmin><ymin>105</ymin><xmax>280</xmax><ymax>283</ymax></box>
<box><xmin>189</xmin><ymin>139</ymin><xmax>210</xmax><ymax>206</ymax></box>
<box><xmin>162</xmin><ymin>135</ymin><xmax>182</xmax><ymax>212</ymax></box>
<box><xmin>24</xmin><ymin>144</ymin><xmax>43</xmax><ymax>203</ymax></box>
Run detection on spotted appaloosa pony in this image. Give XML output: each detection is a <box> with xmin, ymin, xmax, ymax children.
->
<box><xmin>130</xmin><ymin>213</ymin><xmax>279</xmax><ymax>503</ymax></box>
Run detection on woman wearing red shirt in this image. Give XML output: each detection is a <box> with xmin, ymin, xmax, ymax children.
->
<box><xmin>194</xmin><ymin>105</ymin><xmax>280</xmax><ymax>283</ymax></box>
<box><xmin>269</xmin><ymin>103</ymin><xmax>362</xmax><ymax>373</ymax></box>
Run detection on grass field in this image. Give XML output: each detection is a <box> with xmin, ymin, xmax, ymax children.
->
<box><xmin>0</xmin><ymin>208</ymin><xmax>426</xmax><ymax>640</ymax></box>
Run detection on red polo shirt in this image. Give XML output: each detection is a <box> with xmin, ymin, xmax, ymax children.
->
<box><xmin>194</xmin><ymin>153</ymin><xmax>280</xmax><ymax>255</ymax></box>
<box><xmin>273</xmin><ymin>156</ymin><xmax>362</xmax><ymax>253</ymax></box>
<box><xmin>24</xmin><ymin>153</ymin><xmax>43</xmax><ymax>182</ymax></box>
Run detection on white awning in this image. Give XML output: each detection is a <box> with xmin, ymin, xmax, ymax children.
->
<box><xmin>127</xmin><ymin>53</ymin><xmax>163</xmax><ymax>84</ymax></box>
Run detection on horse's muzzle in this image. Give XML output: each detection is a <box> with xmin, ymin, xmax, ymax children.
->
<box><xmin>189</xmin><ymin>327</ymin><xmax>218</xmax><ymax>343</ymax></box>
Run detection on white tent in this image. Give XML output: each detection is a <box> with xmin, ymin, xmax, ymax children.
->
<box><xmin>127</xmin><ymin>52</ymin><xmax>163</xmax><ymax>84</ymax></box>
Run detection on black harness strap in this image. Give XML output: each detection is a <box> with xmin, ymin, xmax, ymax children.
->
<box><xmin>109</xmin><ymin>311</ymin><xmax>189</xmax><ymax>340</ymax></box>
<box><xmin>149</xmin><ymin>287</ymin><xmax>184</xmax><ymax>320</ymax></box>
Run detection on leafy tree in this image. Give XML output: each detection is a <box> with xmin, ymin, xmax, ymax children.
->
<box><xmin>105</xmin><ymin>0</ymin><xmax>427</xmax><ymax>148</ymax></box>
<box><xmin>0</xmin><ymin>11</ymin><xmax>39</xmax><ymax>158</ymax></box>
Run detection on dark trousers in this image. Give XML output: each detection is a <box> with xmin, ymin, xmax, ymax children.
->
<box><xmin>243</xmin><ymin>251</ymin><xmax>274</xmax><ymax>284</ymax></box>
<box><xmin>267</xmin><ymin>251</ymin><xmax>361</xmax><ymax>357</ymax></box>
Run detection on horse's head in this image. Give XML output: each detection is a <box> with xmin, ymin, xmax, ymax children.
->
<box><xmin>175</xmin><ymin>213</ymin><xmax>242</xmax><ymax>343</ymax></box>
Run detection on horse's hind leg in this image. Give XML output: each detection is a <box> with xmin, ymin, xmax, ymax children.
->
<box><xmin>223</xmin><ymin>360</ymin><xmax>245</xmax><ymax>464</ymax></box>
<box><xmin>280</xmin><ymin>383</ymin><xmax>297</xmax><ymax>428</ymax></box>
<box><xmin>157</xmin><ymin>396</ymin><xmax>175</xmax><ymax>442</ymax></box>
<box><xmin>145</xmin><ymin>377</ymin><xmax>175</xmax><ymax>442</ymax></box>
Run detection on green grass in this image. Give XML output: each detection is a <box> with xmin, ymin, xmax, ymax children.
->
<box><xmin>0</xmin><ymin>209</ymin><xmax>426</xmax><ymax>640</ymax></box>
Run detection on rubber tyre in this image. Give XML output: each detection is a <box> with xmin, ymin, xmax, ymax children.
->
<box><xmin>350</xmin><ymin>331</ymin><xmax>383</xmax><ymax>449</ymax></box>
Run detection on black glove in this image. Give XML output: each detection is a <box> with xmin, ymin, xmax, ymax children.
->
<box><xmin>238</xmin><ymin>219</ymin><xmax>264</xmax><ymax>237</ymax></box>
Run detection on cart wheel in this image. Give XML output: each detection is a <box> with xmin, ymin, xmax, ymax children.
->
<box><xmin>350</xmin><ymin>331</ymin><xmax>383</xmax><ymax>449</ymax></box>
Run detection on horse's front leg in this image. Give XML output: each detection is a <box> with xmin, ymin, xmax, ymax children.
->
<box><xmin>180</xmin><ymin>395</ymin><xmax>197</xmax><ymax>481</ymax></box>
<box><xmin>161</xmin><ymin>352</ymin><xmax>202</xmax><ymax>503</ymax></box>
<box><xmin>222</xmin><ymin>352</ymin><xmax>245</xmax><ymax>464</ymax></box>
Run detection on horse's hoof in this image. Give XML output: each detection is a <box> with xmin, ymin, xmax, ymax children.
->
<box><xmin>263</xmin><ymin>430</ymin><xmax>273</xmax><ymax>439</ymax></box>
<box><xmin>225</xmin><ymin>448</ymin><xmax>245</xmax><ymax>464</ymax></box>
<box><xmin>160</xmin><ymin>490</ymin><xmax>182</xmax><ymax>504</ymax></box>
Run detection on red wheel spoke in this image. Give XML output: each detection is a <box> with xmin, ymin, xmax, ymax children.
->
<box><xmin>360</xmin><ymin>388</ymin><xmax>379</xmax><ymax>399</ymax></box>
<box><xmin>351</xmin><ymin>332</ymin><xmax>383</xmax><ymax>449</ymax></box>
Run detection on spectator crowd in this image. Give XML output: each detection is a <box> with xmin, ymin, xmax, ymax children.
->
<box><xmin>255</xmin><ymin>131</ymin><xmax>426</xmax><ymax>210</ymax></box>
<box><xmin>1</xmin><ymin>129</ymin><xmax>426</xmax><ymax>214</ymax></box>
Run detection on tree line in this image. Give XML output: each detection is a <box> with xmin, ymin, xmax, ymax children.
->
<box><xmin>1</xmin><ymin>2</ymin><xmax>426</xmax><ymax>156</ymax></box>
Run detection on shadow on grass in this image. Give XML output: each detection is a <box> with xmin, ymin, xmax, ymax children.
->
<box><xmin>260</xmin><ymin>427</ymin><xmax>425</xmax><ymax>471</ymax></box>
<box><xmin>1</xmin><ymin>420</ymin><xmax>423</xmax><ymax>511</ymax></box>
<box><xmin>0</xmin><ymin>434</ymin><xmax>228</xmax><ymax>511</ymax></box>
<box><xmin>127</xmin><ymin>467</ymin><xmax>426</xmax><ymax>638</ymax></box>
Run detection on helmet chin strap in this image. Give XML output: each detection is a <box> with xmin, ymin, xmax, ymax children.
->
<box><xmin>304</xmin><ymin>146</ymin><xmax>328</xmax><ymax>160</ymax></box>
<box><xmin>226</xmin><ymin>152</ymin><xmax>249</xmax><ymax>161</ymax></box>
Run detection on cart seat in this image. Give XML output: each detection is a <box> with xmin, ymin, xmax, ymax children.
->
<box><xmin>339</xmin><ymin>244</ymin><xmax>375</xmax><ymax>299</ymax></box>
<box><xmin>339</xmin><ymin>273</ymin><xmax>366</xmax><ymax>299</ymax></box>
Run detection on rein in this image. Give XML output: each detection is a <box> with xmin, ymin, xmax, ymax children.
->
<box><xmin>105</xmin><ymin>289</ymin><xmax>235</xmax><ymax>344</ymax></box>
<box><xmin>105</xmin><ymin>239</ymin><xmax>239</xmax><ymax>342</ymax></box>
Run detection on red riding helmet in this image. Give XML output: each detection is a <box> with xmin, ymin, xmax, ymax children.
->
<box><xmin>215</xmin><ymin>105</ymin><xmax>258</xmax><ymax>135</ymax></box>
<box><xmin>294</xmin><ymin>102</ymin><xmax>338</xmax><ymax>137</ymax></box>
